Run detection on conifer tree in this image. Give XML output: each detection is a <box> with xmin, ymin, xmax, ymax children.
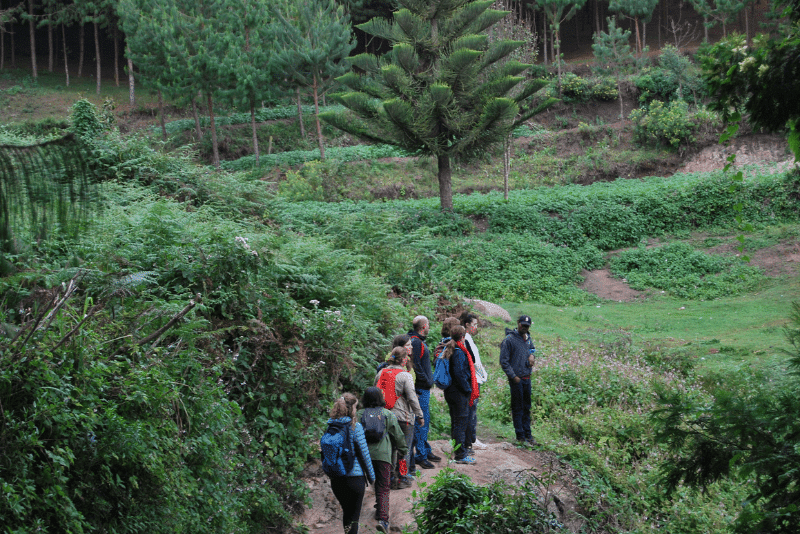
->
<box><xmin>608</xmin><ymin>0</ymin><xmax>658</xmax><ymax>55</ymax></box>
<box><xmin>321</xmin><ymin>0</ymin><xmax>549</xmax><ymax>211</ymax></box>
<box><xmin>592</xmin><ymin>16</ymin><xmax>633</xmax><ymax>118</ymax></box>
<box><xmin>535</xmin><ymin>0</ymin><xmax>588</xmax><ymax>93</ymax></box>
<box><xmin>274</xmin><ymin>0</ymin><xmax>356</xmax><ymax>160</ymax></box>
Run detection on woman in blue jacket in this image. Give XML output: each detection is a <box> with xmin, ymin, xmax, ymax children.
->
<box><xmin>325</xmin><ymin>393</ymin><xmax>376</xmax><ymax>534</ymax></box>
<box><xmin>443</xmin><ymin>325</ymin><xmax>479</xmax><ymax>464</ymax></box>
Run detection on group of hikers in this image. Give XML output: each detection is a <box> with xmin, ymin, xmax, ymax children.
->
<box><xmin>320</xmin><ymin>312</ymin><xmax>538</xmax><ymax>534</ymax></box>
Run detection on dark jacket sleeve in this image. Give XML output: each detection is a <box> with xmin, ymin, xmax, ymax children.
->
<box><xmin>499</xmin><ymin>336</ymin><xmax>515</xmax><ymax>379</ymax></box>
<box><xmin>450</xmin><ymin>348</ymin><xmax>472</xmax><ymax>396</ymax></box>
<box><xmin>411</xmin><ymin>336</ymin><xmax>434</xmax><ymax>390</ymax></box>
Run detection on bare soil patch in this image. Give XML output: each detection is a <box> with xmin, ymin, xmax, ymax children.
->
<box><xmin>300</xmin><ymin>439</ymin><xmax>585</xmax><ymax>533</ymax></box>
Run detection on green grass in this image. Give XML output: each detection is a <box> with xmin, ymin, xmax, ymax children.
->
<box><xmin>494</xmin><ymin>281</ymin><xmax>797</xmax><ymax>379</ymax></box>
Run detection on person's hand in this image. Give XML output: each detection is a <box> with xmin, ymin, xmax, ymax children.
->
<box><xmin>417</xmin><ymin>416</ymin><xmax>425</xmax><ymax>426</ymax></box>
<box><xmin>513</xmin><ymin>376</ymin><xmax>521</xmax><ymax>384</ymax></box>
<box><xmin>528</xmin><ymin>354</ymin><xmax>535</xmax><ymax>366</ymax></box>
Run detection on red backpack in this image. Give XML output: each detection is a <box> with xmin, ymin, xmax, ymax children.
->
<box><xmin>376</xmin><ymin>368</ymin><xmax>404</xmax><ymax>409</ymax></box>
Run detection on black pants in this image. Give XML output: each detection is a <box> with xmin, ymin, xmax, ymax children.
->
<box><xmin>445</xmin><ymin>388</ymin><xmax>470</xmax><ymax>459</ymax></box>
<box><xmin>330</xmin><ymin>475</ymin><xmax>366</xmax><ymax>534</ymax></box>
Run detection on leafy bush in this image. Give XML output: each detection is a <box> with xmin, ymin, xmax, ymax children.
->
<box><xmin>159</xmin><ymin>104</ymin><xmax>346</xmax><ymax>135</ymax></box>
<box><xmin>610</xmin><ymin>242</ymin><xmax>765</xmax><ymax>299</ymax></box>
<box><xmin>559</xmin><ymin>72</ymin><xmax>591</xmax><ymax>101</ymax></box>
<box><xmin>590</xmin><ymin>76</ymin><xmax>619</xmax><ymax>101</ymax></box>
<box><xmin>414</xmin><ymin>468</ymin><xmax>564</xmax><ymax>534</ymax></box>
<box><xmin>635</xmin><ymin>67</ymin><xmax>680</xmax><ymax>102</ymax></box>
<box><xmin>221</xmin><ymin>143</ymin><xmax>408</xmax><ymax>171</ymax></box>
<box><xmin>630</xmin><ymin>99</ymin><xmax>695</xmax><ymax>148</ymax></box>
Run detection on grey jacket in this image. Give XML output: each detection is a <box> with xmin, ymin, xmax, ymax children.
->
<box><xmin>499</xmin><ymin>328</ymin><xmax>535</xmax><ymax>380</ymax></box>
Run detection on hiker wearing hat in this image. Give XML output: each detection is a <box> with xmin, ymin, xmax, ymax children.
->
<box><xmin>499</xmin><ymin>315</ymin><xmax>538</xmax><ymax>446</ymax></box>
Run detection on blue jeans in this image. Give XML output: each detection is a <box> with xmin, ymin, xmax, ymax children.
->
<box><xmin>508</xmin><ymin>377</ymin><xmax>532</xmax><ymax>440</ymax></box>
<box><xmin>414</xmin><ymin>388</ymin><xmax>432</xmax><ymax>462</ymax></box>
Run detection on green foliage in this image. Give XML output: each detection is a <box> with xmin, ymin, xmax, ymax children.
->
<box><xmin>559</xmin><ymin>72</ymin><xmax>591</xmax><ymax>101</ymax></box>
<box><xmin>221</xmin><ymin>143</ymin><xmax>408</xmax><ymax>171</ymax></box>
<box><xmin>701</xmin><ymin>30</ymin><xmax>800</xmax><ymax>159</ymax></box>
<box><xmin>610</xmin><ymin>242</ymin><xmax>765</xmax><ymax>298</ymax></box>
<box><xmin>590</xmin><ymin>77</ymin><xmax>620</xmax><ymax>101</ymax></box>
<box><xmin>652</xmin><ymin>303</ymin><xmax>800</xmax><ymax>532</ymax></box>
<box><xmin>413</xmin><ymin>468</ymin><xmax>564</xmax><ymax>534</ymax></box>
<box><xmin>159</xmin><ymin>105</ymin><xmax>345</xmax><ymax>135</ymax></box>
<box><xmin>70</xmin><ymin>98</ymin><xmax>104</xmax><ymax>140</ymax></box>
<box><xmin>630</xmin><ymin>99</ymin><xmax>696</xmax><ymax>147</ymax></box>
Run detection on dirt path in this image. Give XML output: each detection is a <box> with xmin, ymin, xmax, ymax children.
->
<box><xmin>300</xmin><ymin>439</ymin><xmax>584</xmax><ymax>533</ymax></box>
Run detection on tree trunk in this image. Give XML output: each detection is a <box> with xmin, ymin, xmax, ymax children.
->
<box><xmin>594</xmin><ymin>0</ymin><xmax>601</xmax><ymax>36</ymax></box>
<box><xmin>11</xmin><ymin>27</ymin><xmax>15</xmax><ymax>67</ymax></box>
<box><xmin>313</xmin><ymin>74</ymin><xmax>325</xmax><ymax>160</ymax></box>
<box><xmin>29</xmin><ymin>0</ymin><xmax>37</xmax><ymax>79</ymax></box>
<box><xmin>158</xmin><ymin>89</ymin><xmax>167</xmax><ymax>141</ymax></box>
<box><xmin>437</xmin><ymin>154</ymin><xmax>453</xmax><ymax>211</ymax></box>
<box><xmin>642</xmin><ymin>20</ymin><xmax>647</xmax><ymax>52</ymax></box>
<box><xmin>703</xmin><ymin>17</ymin><xmax>708</xmax><ymax>43</ymax></box>
<box><xmin>48</xmin><ymin>15</ymin><xmax>53</xmax><ymax>72</ymax></box>
<box><xmin>113</xmin><ymin>25</ymin><xmax>119</xmax><ymax>87</ymax></box>
<box><xmin>126</xmin><ymin>49</ymin><xmax>134</xmax><ymax>106</ymax></box>
<box><xmin>62</xmin><ymin>23</ymin><xmax>69</xmax><ymax>87</ymax></box>
<box><xmin>617</xmin><ymin>76</ymin><xmax>624</xmax><ymax>119</ymax></box>
<box><xmin>2</xmin><ymin>27</ymin><xmax>5</xmax><ymax>71</ymax></box>
<box><xmin>251</xmin><ymin>101</ymin><xmax>260</xmax><ymax>166</ymax></box>
<box><xmin>94</xmin><ymin>20</ymin><xmax>101</xmax><ymax>94</ymax></box>
<box><xmin>542</xmin><ymin>14</ymin><xmax>548</xmax><ymax>65</ymax></box>
<box><xmin>207</xmin><ymin>92</ymin><xmax>220</xmax><ymax>170</ymax></box>
<box><xmin>503</xmin><ymin>135</ymin><xmax>511</xmax><ymax>201</ymax></box>
<box><xmin>78</xmin><ymin>23</ymin><xmax>84</xmax><ymax>77</ymax></box>
<box><xmin>634</xmin><ymin>16</ymin><xmax>641</xmax><ymax>55</ymax></box>
<box><xmin>556</xmin><ymin>28</ymin><xmax>562</xmax><ymax>94</ymax></box>
<box><xmin>191</xmin><ymin>96</ymin><xmax>202</xmax><ymax>139</ymax></box>
<box><xmin>296</xmin><ymin>88</ymin><xmax>306</xmax><ymax>138</ymax></box>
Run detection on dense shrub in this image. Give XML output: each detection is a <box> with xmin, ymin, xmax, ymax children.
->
<box><xmin>630</xmin><ymin>99</ymin><xmax>696</xmax><ymax>148</ymax></box>
<box><xmin>610</xmin><ymin>242</ymin><xmax>765</xmax><ymax>298</ymax></box>
<box><xmin>414</xmin><ymin>468</ymin><xmax>564</xmax><ymax>534</ymax></box>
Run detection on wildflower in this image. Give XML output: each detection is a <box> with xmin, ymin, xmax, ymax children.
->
<box><xmin>310</xmin><ymin>299</ymin><xmax>320</xmax><ymax>306</ymax></box>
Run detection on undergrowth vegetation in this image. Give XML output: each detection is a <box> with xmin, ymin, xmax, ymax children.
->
<box><xmin>1</xmin><ymin>80</ymin><xmax>798</xmax><ymax>533</ymax></box>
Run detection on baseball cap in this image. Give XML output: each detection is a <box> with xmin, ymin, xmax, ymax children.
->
<box><xmin>518</xmin><ymin>315</ymin><xmax>532</xmax><ymax>326</ymax></box>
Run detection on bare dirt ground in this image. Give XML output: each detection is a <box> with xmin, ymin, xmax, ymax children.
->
<box><xmin>300</xmin><ymin>439</ymin><xmax>585</xmax><ymax>534</ymax></box>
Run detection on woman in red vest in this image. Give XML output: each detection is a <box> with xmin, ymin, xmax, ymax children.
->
<box><xmin>375</xmin><ymin>346</ymin><xmax>423</xmax><ymax>489</ymax></box>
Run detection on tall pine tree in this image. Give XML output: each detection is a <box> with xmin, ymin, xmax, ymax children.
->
<box><xmin>274</xmin><ymin>0</ymin><xmax>356</xmax><ymax>160</ymax></box>
<box><xmin>321</xmin><ymin>0</ymin><xmax>547</xmax><ymax>210</ymax></box>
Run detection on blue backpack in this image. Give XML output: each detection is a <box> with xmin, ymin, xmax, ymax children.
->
<box><xmin>320</xmin><ymin>421</ymin><xmax>356</xmax><ymax>477</ymax></box>
<box><xmin>433</xmin><ymin>340</ymin><xmax>451</xmax><ymax>389</ymax></box>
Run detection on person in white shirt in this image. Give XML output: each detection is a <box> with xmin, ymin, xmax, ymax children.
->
<box><xmin>460</xmin><ymin>312</ymin><xmax>488</xmax><ymax>451</ymax></box>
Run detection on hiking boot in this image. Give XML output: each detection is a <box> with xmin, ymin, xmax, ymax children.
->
<box><xmin>427</xmin><ymin>452</ymin><xmax>442</xmax><ymax>462</ymax></box>
<box><xmin>464</xmin><ymin>447</ymin><xmax>474</xmax><ymax>456</ymax></box>
<box><xmin>418</xmin><ymin>459</ymin><xmax>435</xmax><ymax>469</ymax></box>
<box><xmin>377</xmin><ymin>520</ymin><xmax>390</xmax><ymax>533</ymax></box>
<box><xmin>396</xmin><ymin>477</ymin><xmax>412</xmax><ymax>489</ymax></box>
<box><xmin>526</xmin><ymin>436</ymin><xmax>539</xmax><ymax>446</ymax></box>
<box><xmin>517</xmin><ymin>438</ymin><xmax>533</xmax><ymax>448</ymax></box>
<box><xmin>454</xmin><ymin>456</ymin><xmax>476</xmax><ymax>464</ymax></box>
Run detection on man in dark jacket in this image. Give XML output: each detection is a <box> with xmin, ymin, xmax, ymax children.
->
<box><xmin>408</xmin><ymin>316</ymin><xmax>442</xmax><ymax>469</ymax></box>
<box><xmin>499</xmin><ymin>315</ymin><xmax>537</xmax><ymax>446</ymax></box>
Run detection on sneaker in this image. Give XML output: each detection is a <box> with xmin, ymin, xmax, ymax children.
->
<box><xmin>418</xmin><ymin>459</ymin><xmax>435</xmax><ymax>469</ymax></box>
<box><xmin>404</xmin><ymin>474</ymin><xmax>415</xmax><ymax>482</ymax></box>
<box><xmin>377</xmin><ymin>520</ymin><xmax>390</xmax><ymax>533</ymax></box>
<box><xmin>464</xmin><ymin>447</ymin><xmax>474</xmax><ymax>456</ymax></box>
<box><xmin>454</xmin><ymin>456</ymin><xmax>476</xmax><ymax>464</ymax></box>
<box><xmin>473</xmin><ymin>438</ymin><xmax>488</xmax><ymax>450</ymax></box>
<box><xmin>427</xmin><ymin>452</ymin><xmax>442</xmax><ymax>462</ymax></box>
<box><xmin>392</xmin><ymin>477</ymin><xmax>412</xmax><ymax>489</ymax></box>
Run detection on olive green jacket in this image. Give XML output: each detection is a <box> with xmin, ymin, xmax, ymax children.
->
<box><xmin>357</xmin><ymin>407</ymin><xmax>407</xmax><ymax>464</ymax></box>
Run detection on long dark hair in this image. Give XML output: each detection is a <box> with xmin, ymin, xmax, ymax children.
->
<box><xmin>362</xmin><ymin>386</ymin><xmax>386</xmax><ymax>409</ymax></box>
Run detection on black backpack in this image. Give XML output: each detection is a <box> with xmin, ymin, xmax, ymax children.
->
<box><xmin>360</xmin><ymin>407</ymin><xmax>387</xmax><ymax>444</ymax></box>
